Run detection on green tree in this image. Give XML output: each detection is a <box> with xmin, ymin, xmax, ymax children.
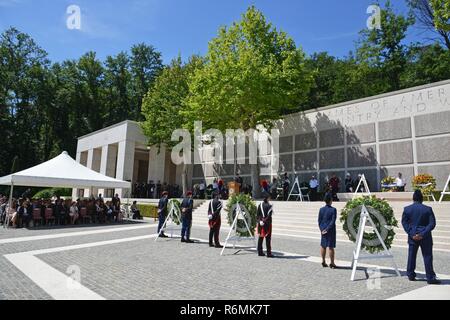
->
<box><xmin>356</xmin><ymin>1</ymin><xmax>415</xmax><ymax>92</ymax></box>
<box><xmin>0</xmin><ymin>27</ymin><xmax>51</xmax><ymax>174</ymax></box>
<box><xmin>130</xmin><ymin>43</ymin><xmax>163</xmax><ymax>121</ymax></box>
<box><xmin>430</xmin><ymin>0</ymin><xmax>450</xmax><ymax>32</ymax></box>
<box><xmin>185</xmin><ymin>6</ymin><xmax>312</xmax><ymax>197</ymax></box>
<box><xmin>402</xmin><ymin>43</ymin><xmax>450</xmax><ymax>86</ymax></box>
<box><xmin>104</xmin><ymin>52</ymin><xmax>131</xmax><ymax>125</ymax></box>
<box><xmin>408</xmin><ymin>0</ymin><xmax>450</xmax><ymax>49</ymax></box>
<box><xmin>141</xmin><ymin>56</ymin><xmax>203</xmax><ymax>193</ymax></box>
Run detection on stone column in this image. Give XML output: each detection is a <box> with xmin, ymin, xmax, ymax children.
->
<box><xmin>148</xmin><ymin>145</ymin><xmax>166</xmax><ymax>183</ymax></box>
<box><xmin>116</xmin><ymin>140</ymin><xmax>135</xmax><ymax>198</ymax></box>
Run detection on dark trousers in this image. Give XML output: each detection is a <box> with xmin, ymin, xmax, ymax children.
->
<box><xmin>181</xmin><ymin>216</ymin><xmax>192</xmax><ymax>240</ymax></box>
<box><xmin>283</xmin><ymin>187</ymin><xmax>289</xmax><ymax>201</ymax></box>
<box><xmin>157</xmin><ymin>212</ymin><xmax>166</xmax><ymax>234</ymax></box>
<box><xmin>209</xmin><ymin>226</ymin><xmax>220</xmax><ymax>246</ymax></box>
<box><xmin>258</xmin><ymin>235</ymin><xmax>272</xmax><ymax>255</ymax></box>
<box><xmin>407</xmin><ymin>238</ymin><xmax>436</xmax><ymax>281</ymax></box>
<box><xmin>132</xmin><ymin>210</ymin><xmax>141</xmax><ymax>220</ymax></box>
<box><xmin>309</xmin><ymin>187</ymin><xmax>318</xmax><ymax>201</ymax></box>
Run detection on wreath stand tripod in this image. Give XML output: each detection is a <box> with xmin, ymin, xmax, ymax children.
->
<box><xmin>155</xmin><ymin>200</ymin><xmax>182</xmax><ymax>242</ymax></box>
<box><xmin>220</xmin><ymin>202</ymin><xmax>257</xmax><ymax>256</ymax></box>
<box><xmin>287</xmin><ymin>177</ymin><xmax>304</xmax><ymax>201</ymax></box>
<box><xmin>353</xmin><ymin>174</ymin><xmax>371</xmax><ymax>198</ymax></box>
<box><xmin>350</xmin><ymin>205</ymin><xmax>400</xmax><ymax>281</ymax></box>
<box><xmin>439</xmin><ymin>175</ymin><xmax>450</xmax><ymax>203</ymax></box>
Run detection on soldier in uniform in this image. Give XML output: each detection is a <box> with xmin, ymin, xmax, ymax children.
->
<box><xmin>257</xmin><ymin>194</ymin><xmax>273</xmax><ymax>257</ymax></box>
<box><xmin>180</xmin><ymin>191</ymin><xmax>194</xmax><ymax>243</ymax></box>
<box><xmin>318</xmin><ymin>193</ymin><xmax>337</xmax><ymax>268</ymax></box>
<box><xmin>208</xmin><ymin>192</ymin><xmax>223</xmax><ymax>248</ymax></box>
<box><xmin>402</xmin><ymin>190</ymin><xmax>440</xmax><ymax>284</ymax></box>
<box><xmin>157</xmin><ymin>191</ymin><xmax>169</xmax><ymax>238</ymax></box>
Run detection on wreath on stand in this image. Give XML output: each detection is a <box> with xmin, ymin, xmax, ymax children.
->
<box><xmin>340</xmin><ymin>196</ymin><xmax>398</xmax><ymax>254</ymax></box>
<box><xmin>168</xmin><ymin>199</ymin><xmax>182</xmax><ymax>225</ymax></box>
<box><xmin>225</xmin><ymin>193</ymin><xmax>257</xmax><ymax>237</ymax></box>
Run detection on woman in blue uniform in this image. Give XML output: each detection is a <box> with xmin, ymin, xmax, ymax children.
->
<box><xmin>318</xmin><ymin>193</ymin><xmax>337</xmax><ymax>268</ymax></box>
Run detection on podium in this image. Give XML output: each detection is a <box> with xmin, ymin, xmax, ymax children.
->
<box><xmin>228</xmin><ymin>181</ymin><xmax>240</xmax><ymax>196</ymax></box>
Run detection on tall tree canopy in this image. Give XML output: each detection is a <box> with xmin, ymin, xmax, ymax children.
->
<box><xmin>141</xmin><ymin>56</ymin><xmax>203</xmax><ymax>193</ymax></box>
<box><xmin>185</xmin><ymin>6</ymin><xmax>313</xmax><ymax>196</ymax></box>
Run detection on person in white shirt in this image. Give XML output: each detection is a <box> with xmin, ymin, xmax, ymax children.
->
<box><xmin>309</xmin><ymin>175</ymin><xmax>319</xmax><ymax>201</ymax></box>
<box><xmin>396</xmin><ymin>172</ymin><xmax>405</xmax><ymax>192</ymax></box>
<box><xmin>69</xmin><ymin>202</ymin><xmax>79</xmax><ymax>225</ymax></box>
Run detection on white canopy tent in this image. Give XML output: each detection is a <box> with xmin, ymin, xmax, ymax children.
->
<box><xmin>0</xmin><ymin>151</ymin><xmax>131</xmax><ymax>207</ymax></box>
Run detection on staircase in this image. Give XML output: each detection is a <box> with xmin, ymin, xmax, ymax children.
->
<box><xmin>191</xmin><ymin>200</ymin><xmax>450</xmax><ymax>252</ymax></box>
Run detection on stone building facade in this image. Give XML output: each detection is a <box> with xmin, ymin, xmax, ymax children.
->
<box><xmin>73</xmin><ymin>79</ymin><xmax>450</xmax><ymax>197</ymax></box>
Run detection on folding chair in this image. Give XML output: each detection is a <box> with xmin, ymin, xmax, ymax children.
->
<box><xmin>45</xmin><ymin>208</ymin><xmax>55</xmax><ymax>225</ymax></box>
<box><xmin>32</xmin><ymin>208</ymin><xmax>42</xmax><ymax>227</ymax></box>
<box><xmin>80</xmin><ymin>207</ymin><xmax>91</xmax><ymax>224</ymax></box>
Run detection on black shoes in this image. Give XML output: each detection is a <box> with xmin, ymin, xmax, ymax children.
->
<box><xmin>159</xmin><ymin>234</ymin><xmax>168</xmax><ymax>238</ymax></box>
<box><xmin>258</xmin><ymin>252</ymin><xmax>266</xmax><ymax>257</ymax></box>
<box><xmin>209</xmin><ymin>243</ymin><xmax>215</xmax><ymax>247</ymax></box>
<box><xmin>215</xmin><ymin>244</ymin><xmax>223</xmax><ymax>248</ymax></box>
<box><xmin>181</xmin><ymin>238</ymin><xmax>186</xmax><ymax>243</ymax></box>
<box><xmin>322</xmin><ymin>262</ymin><xmax>328</xmax><ymax>268</ymax></box>
<box><xmin>428</xmin><ymin>279</ymin><xmax>441</xmax><ymax>285</ymax></box>
<box><xmin>186</xmin><ymin>239</ymin><xmax>194</xmax><ymax>243</ymax></box>
<box><xmin>267</xmin><ymin>253</ymin><xmax>274</xmax><ymax>258</ymax></box>
<box><xmin>408</xmin><ymin>277</ymin><xmax>416</xmax><ymax>281</ymax></box>
<box><xmin>329</xmin><ymin>264</ymin><xmax>337</xmax><ymax>269</ymax></box>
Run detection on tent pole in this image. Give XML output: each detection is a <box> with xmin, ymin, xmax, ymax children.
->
<box><xmin>8</xmin><ymin>182</ymin><xmax>14</xmax><ymax>210</ymax></box>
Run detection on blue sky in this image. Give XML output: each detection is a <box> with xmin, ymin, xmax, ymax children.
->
<box><xmin>0</xmin><ymin>0</ymin><xmax>431</xmax><ymax>64</ymax></box>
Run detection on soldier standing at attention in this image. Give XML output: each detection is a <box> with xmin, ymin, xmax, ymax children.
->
<box><xmin>208</xmin><ymin>192</ymin><xmax>223</xmax><ymax>248</ymax></box>
<box><xmin>157</xmin><ymin>191</ymin><xmax>169</xmax><ymax>238</ymax></box>
<box><xmin>402</xmin><ymin>190</ymin><xmax>440</xmax><ymax>284</ymax></box>
<box><xmin>180</xmin><ymin>191</ymin><xmax>194</xmax><ymax>243</ymax></box>
<box><xmin>257</xmin><ymin>194</ymin><xmax>274</xmax><ymax>258</ymax></box>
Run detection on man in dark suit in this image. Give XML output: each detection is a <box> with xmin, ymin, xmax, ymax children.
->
<box><xmin>157</xmin><ymin>191</ymin><xmax>169</xmax><ymax>238</ymax></box>
<box><xmin>402</xmin><ymin>190</ymin><xmax>440</xmax><ymax>284</ymax></box>
<box><xmin>180</xmin><ymin>191</ymin><xmax>194</xmax><ymax>243</ymax></box>
<box><xmin>208</xmin><ymin>192</ymin><xmax>223</xmax><ymax>248</ymax></box>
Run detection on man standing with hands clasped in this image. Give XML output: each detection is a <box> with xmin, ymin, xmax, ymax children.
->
<box><xmin>157</xmin><ymin>191</ymin><xmax>169</xmax><ymax>238</ymax></box>
<box><xmin>257</xmin><ymin>194</ymin><xmax>274</xmax><ymax>257</ymax></box>
<box><xmin>180</xmin><ymin>191</ymin><xmax>194</xmax><ymax>243</ymax></box>
<box><xmin>208</xmin><ymin>192</ymin><xmax>223</xmax><ymax>248</ymax></box>
<box><xmin>402</xmin><ymin>190</ymin><xmax>440</xmax><ymax>284</ymax></box>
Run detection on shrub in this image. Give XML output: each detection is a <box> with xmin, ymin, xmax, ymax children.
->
<box><xmin>33</xmin><ymin>188</ymin><xmax>72</xmax><ymax>199</ymax></box>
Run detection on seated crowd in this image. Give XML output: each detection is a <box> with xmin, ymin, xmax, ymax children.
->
<box><xmin>0</xmin><ymin>194</ymin><xmax>124</xmax><ymax>229</ymax></box>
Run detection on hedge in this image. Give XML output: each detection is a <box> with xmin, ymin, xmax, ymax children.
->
<box><xmin>136</xmin><ymin>204</ymin><xmax>158</xmax><ymax>219</ymax></box>
<box><xmin>33</xmin><ymin>188</ymin><xmax>72</xmax><ymax>199</ymax></box>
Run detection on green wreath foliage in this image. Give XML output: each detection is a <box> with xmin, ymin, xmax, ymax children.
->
<box><xmin>168</xmin><ymin>199</ymin><xmax>182</xmax><ymax>225</ymax></box>
<box><xmin>225</xmin><ymin>193</ymin><xmax>257</xmax><ymax>237</ymax></box>
<box><xmin>340</xmin><ymin>196</ymin><xmax>398</xmax><ymax>254</ymax></box>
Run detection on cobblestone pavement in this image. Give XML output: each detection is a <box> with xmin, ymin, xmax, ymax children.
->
<box><xmin>0</xmin><ymin>221</ymin><xmax>449</xmax><ymax>300</ymax></box>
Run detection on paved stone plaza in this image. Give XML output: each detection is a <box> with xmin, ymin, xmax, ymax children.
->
<box><xmin>0</xmin><ymin>220</ymin><xmax>449</xmax><ymax>300</ymax></box>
